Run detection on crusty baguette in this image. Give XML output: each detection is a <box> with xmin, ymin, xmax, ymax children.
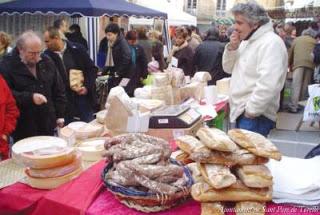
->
<box><xmin>199</xmin><ymin>163</ymin><xmax>236</xmax><ymax>189</ymax></box>
<box><xmin>191</xmin><ymin>181</ymin><xmax>272</xmax><ymax>202</ymax></box>
<box><xmin>228</xmin><ymin>129</ymin><xmax>281</xmax><ymax>161</ymax></box>
<box><xmin>190</xmin><ymin>149</ymin><xmax>269</xmax><ymax>167</ymax></box>
<box><xmin>236</xmin><ymin>165</ymin><xmax>273</xmax><ymax>188</ymax></box>
<box><xmin>201</xmin><ymin>202</ymin><xmax>224</xmax><ymax>215</ymax></box>
<box><xmin>235</xmin><ymin>201</ymin><xmax>265</xmax><ymax>215</ymax></box>
<box><xmin>197</xmin><ymin>128</ymin><xmax>238</xmax><ymax>152</ymax></box>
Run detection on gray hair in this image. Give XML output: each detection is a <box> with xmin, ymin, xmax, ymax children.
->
<box><xmin>231</xmin><ymin>1</ymin><xmax>269</xmax><ymax>27</ymax></box>
<box><xmin>16</xmin><ymin>30</ymin><xmax>42</xmax><ymax>50</ymax></box>
<box><xmin>302</xmin><ymin>28</ymin><xmax>317</xmax><ymax>38</ymax></box>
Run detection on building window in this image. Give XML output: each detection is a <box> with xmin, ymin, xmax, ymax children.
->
<box><xmin>216</xmin><ymin>0</ymin><xmax>226</xmax><ymax>16</ymax></box>
<box><xmin>187</xmin><ymin>0</ymin><xmax>197</xmax><ymax>9</ymax></box>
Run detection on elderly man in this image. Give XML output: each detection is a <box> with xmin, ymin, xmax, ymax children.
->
<box><xmin>222</xmin><ymin>2</ymin><xmax>288</xmax><ymax>136</ymax></box>
<box><xmin>0</xmin><ymin>31</ymin><xmax>66</xmax><ymax>141</ymax></box>
<box><xmin>44</xmin><ymin>26</ymin><xmax>97</xmax><ymax>123</ymax></box>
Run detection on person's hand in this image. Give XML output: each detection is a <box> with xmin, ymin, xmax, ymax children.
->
<box><xmin>33</xmin><ymin>93</ymin><xmax>47</xmax><ymax>105</ymax></box>
<box><xmin>228</xmin><ymin>31</ymin><xmax>241</xmax><ymax>51</ymax></box>
<box><xmin>1</xmin><ymin>134</ymin><xmax>8</xmax><ymax>142</ymax></box>
<box><xmin>77</xmin><ymin>87</ymin><xmax>88</xmax><ymax>95</ymax></box>
<box><xmin>56</xmin><ymin>118</ymin><xmax>65</xmax><ymax>128</ymax></box>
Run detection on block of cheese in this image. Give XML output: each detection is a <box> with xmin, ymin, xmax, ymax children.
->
<box><xmin>25</xmin><ymin>152</ymin><xmax>82</xmax><ymax>178</ymax></box>
<box><xmin>96</xmin><ymin>110</ymin><xmax>107</xmax><ymax>124</ymax></box>
<box><xmin>26</xmin><ymin>166</ymin><xmax>83</xmax><ymax>189</ymax></box>
<box><xmin>152</xmin><ymin>72</ymin><xmax>171</xmax><ymax>87</ymax></box>
<box><xmin>134</xmin><ymin>86</ymin><xmax>152</xmax><ymax>99</ymax></box>
<box><xmin>77</xmin><ymin>138</ymin><xmax>106</xmax><ymax>161</ymax></box>
<box><xmin>20</xmin><ymin>147</ymin><xmax>76</xmax><ymax>169</ymax></box>
<box><xmin>151</xmin><ymin>85</ymin><xmax>174</xmax><ymax>105</ymax></box>
<box><xmin>216</xmin><ymin>78</ymin><xmax>230</xmax><ymax>96</ymax></box>
<box><xmin>192</xmin><ymin>72</ymin><xmax>212</xmax><ymax>83</ymax></box>
<box><xmin>67</xmin><ymin>121</ymin><xmax>104</xmax><ymax>140</ymax></box>
<box><xmin>180</xmin><ymin>82</ymin><xmax>205</xmax><ymax>101</ymax></box>
<box><xmin>131</xmin><ymin>98</ymin><xmax>165</xmax><ymax>113</ymax></box>
<box><xmin>12</xmin><ymin>136</ymin><xmax>70</xmax><ymax>167</ymax></box>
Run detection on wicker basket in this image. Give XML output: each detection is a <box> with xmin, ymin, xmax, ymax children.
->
<box><xmin>102</xmin><ymin>159</ymin><xmax>193</xmax><ymax>212</ymax></box>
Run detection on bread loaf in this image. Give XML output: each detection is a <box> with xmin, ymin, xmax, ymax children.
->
<box><xmin>199</xmin><ymin>163</ymin><xmax>236</xmax><ymax>189</ymax></box>
<box><xmin>228</xmin><ymin>129</ymin><xmax>281</xmax><ymax>161</ymax></box>
<box><xmin>176</xmin><ymin>135</ymin><xmax>207</xmax><ymax>154</ymax></box>
<box><xmin>197</xmin><ymin>128</ymin><xmax>238</xmax><ymax>152</ymax></box>
<box><xmin>191</xmin><ymin>181</ymin><xmax>272</xmax><ymax>202</ymax></box>
<box><xmin>235</xmin><ymin>165</ymin><xmax>273</xmax><ymax>188</ymax></box>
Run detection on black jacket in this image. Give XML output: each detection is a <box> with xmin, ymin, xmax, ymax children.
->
<box><xmin>0</xmin><ymin>49</ymin><xmax>66</xmax><ymax>141</ymax></box>
<box><xmin>126</xmin><ymin>44</ymin><xmax>148</xmax><ymax>96</ymax></box>
<box><xmin>98</xmin><ymin>35</ymin><xmax>132</xmax><ymax>78</ymax></box>
<box><xmin>193</xmin><ymin>40</ymin><xmax>230</xmax><ymax>84</ymax></box>
<box><xmin>44</xmin><ymin>41</ymin><xmax>98</xmax><ymax>119</ymax></box>
<box><xmin>66</xmin><ymin>32</ymin><xmax>88</xmax><ymax>51</ymax></box>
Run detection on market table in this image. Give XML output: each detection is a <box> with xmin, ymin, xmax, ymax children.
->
<box><xmin>1</xmin><ymin>159</ymin><xmax>320</xmax><ymax>215</ymax></box>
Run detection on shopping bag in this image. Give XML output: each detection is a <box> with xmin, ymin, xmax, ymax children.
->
<box><xmin>303</xmin><ymin>84</ymin><xmax>320</xmax><ymax>122</ymax></box>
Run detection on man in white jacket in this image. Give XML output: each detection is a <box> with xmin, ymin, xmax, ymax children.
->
<box><xmin>223</xmin><ymin>2</ymin><xmax>288</xmax><ymax>136</ymax></box>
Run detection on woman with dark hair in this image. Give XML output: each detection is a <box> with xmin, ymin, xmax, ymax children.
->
<box><xmin>125</xmin><ymin>30</ymin><xmax>148</xmax><ymax>96</ymax></box>
<box><xmin>98</xmin><ymin>23</ymin><xmax>132</xmax><ymax>93</ymax></box>
<box><xmin>167</xmin><ymin>27</ymin><xmax>194</xmax><ymax>76</ymax></box>
<box><xmin>193</xmin><ymin>27</ymin><xmax>229</xmax><ymax>84</ymax></box>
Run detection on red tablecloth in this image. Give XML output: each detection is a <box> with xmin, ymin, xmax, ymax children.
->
<box><xmin>0</xmin><ymin>160</ymin><xmax>105</xmax><ymax>215</ymax></box>
<box><xmin>86</xmin><ymin>188</ymin><xmax>320</xmax><ymax>215</ymax></box>
<box><xmin>1</xmin><ymin>153</ymin><xmax>320</xmax><ymax>215</ymax></box>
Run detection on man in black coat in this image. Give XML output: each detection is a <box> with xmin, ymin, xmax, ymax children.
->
<box><xmin>193</xmin><ymin>27</ymin><xmax>230</xmax><ymax>85</ymax></box>
<box><xmin>0</xmin><ymin>31</ymin><xmax>66</xmax><ymax>141</ymax></box>
<box><xmin>97</xmin><ymin>23</ymin><xmax>132</xmax><ymax>94</ymax></box>
<box><xmin>44</xmin><ymin>26</ymin><xmax>97</xmax><ymax>123</ymax></box>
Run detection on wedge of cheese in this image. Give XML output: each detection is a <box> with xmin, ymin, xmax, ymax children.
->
<box><xmin>96</xmin><ymin>110</ymin><xmax>107</xmax><ymax>124</ymax></box>
<box><xmin>77</xmin><ymin>138</ymin><xmax>106</xmax><ymax>161</ymax></box>
<box><xmin>67</xmin><ymin>121</ymin><xmax>104</xmax><ymax>140</ymax></box>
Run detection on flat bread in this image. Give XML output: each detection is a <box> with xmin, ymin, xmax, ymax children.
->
<box><xmin>235</xmin><ymin>201</ymin><xmax>266</xmax><ymax>215</ymax></box>
<box><xmin>228</xmin><ymin>129</ymin><xmax>281</xmax><ymax>161</ymax></box>
<box><xmin>201</xmin><ymin>202</ymin><xmax>224</xmax><ymax>215</ymax></box>
<box><xmin>191</xmin><ymin>180</ymin><xmax>272</xmax><ymax>202</ymax></box>
<box><xmin>236</xmin><ymin>165</ymin><xmax>273</xmax><ymax>188</ymax></box>
<box><xmin>197</xmin><ymin>128</ymin><xmax>238</xmax><ymax>152</ymax></box>
<box><xmin>190</xmin><ymin>149</ymin><xmax>269</xmax><ymax>167</ymax></box>
<box><xmin>199</xmin><ymin>163</ymin><xmax>236</xmax><ymax>189</ymax></box>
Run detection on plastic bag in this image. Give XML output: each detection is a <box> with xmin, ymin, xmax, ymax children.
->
<box><xmin>303</xmin><ymin>84</ymin><xmax>320</xmax><ymax>122</ymax></box>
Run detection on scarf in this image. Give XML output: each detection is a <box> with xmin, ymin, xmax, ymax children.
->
<box><xmin>129</xmin><ymin>45</ymin><xmax>137</xmax><ymax>65</ymax></box>
<box><xmin>167</xmin><ymin>40</ymin><xmax>188</xmax><ymax>64</ymax></box>
<box><xmin>105</xmin><ymin>40</ymin><xmax>115</xmax><ymax>67</ymax></box>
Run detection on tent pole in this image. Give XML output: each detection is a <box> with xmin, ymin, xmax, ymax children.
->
<box><xmin>86</xmin><ymin>16</ymin><xmax>99</xmax><ymax>64</ymax></box>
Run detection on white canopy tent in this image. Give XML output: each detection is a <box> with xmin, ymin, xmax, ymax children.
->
<box><xmin>129</xmin><ymin>0</ymin><xmax>196</xmax><ymax>27</ymax></box>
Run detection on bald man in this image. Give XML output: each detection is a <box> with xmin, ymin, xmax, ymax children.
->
<box><xmin>0</xmin><ymin>31</ymin><xmax>66</xmax><ymax>141</ymax></box>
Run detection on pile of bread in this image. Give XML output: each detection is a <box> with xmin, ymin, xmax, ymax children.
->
<box><xmin>134</xmin><ymin>70</ymin><xmax>212</xmax><ymax>105</ymax></box>
<box><xmin>175</xmin><ymin>128</ymin><xmax>282</xmax><ymax>215</ymax></box>
<box><xmin>13</xmin><ymin>136</ymin><xmax>83</xmax><ymax>189</ymax></box>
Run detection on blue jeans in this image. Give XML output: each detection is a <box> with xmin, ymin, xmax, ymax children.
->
<box><xmin>236</xmin><ymin>114</ymin><xmax>275</xmax><ymax>137</ymax></box>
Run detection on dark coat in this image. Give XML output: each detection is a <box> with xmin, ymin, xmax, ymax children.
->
<box><xmin>193</xmin><ymin>40</ymin><xmax>230</xmax><ymax>85</ymax></box>
<box><xmin>126</xmin><ymin>44</ymin><xmax>148</xmax><ymax>96</ymax></box>
<box><xmin>151</xmin><ymin>40</ymin><xmax>166</xmax><ymax>71</ymax></box>
<box><xmin>174</xmin><ymin>46</ymin><xmax>194</xmax><ymax>76</ymax></box>
<box><xmin>98</xmin><ymin>35</ymin><xmax>132</xmax><ymax>79</ymax></box>
<box><xmin>66</xmin><ymin>32</ymin><xmax>88</xmax><ymax>51</ymax></box>
<box><xmin>44</xmin><ymin>41</ymin><xmax>97</xmax><ymax>120</ymax></box>
<box><xmin>0</xmin><ymin>49</ymin><xmax>66</xmax><ymax>141</ymax></box>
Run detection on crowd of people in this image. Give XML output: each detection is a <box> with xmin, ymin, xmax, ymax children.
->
<box><xmin>0</xmin><ymin>1</ymin><xmax>319</xmax><ymax>160</ymax></box>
